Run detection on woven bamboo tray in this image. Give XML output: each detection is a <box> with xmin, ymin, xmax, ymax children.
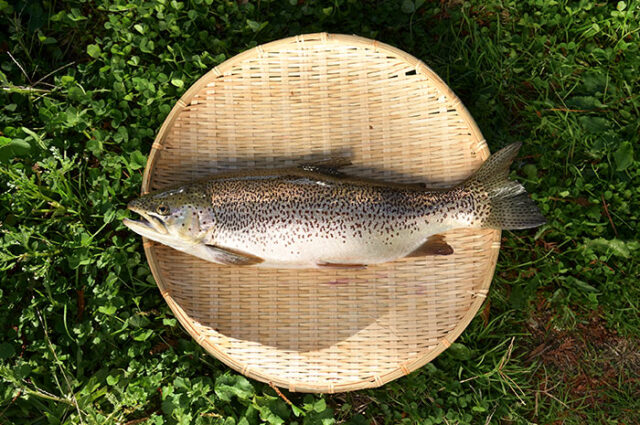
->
<box><xmin>141</xmin><ymin>33</ymin><xmax>500</xmax><ymax>393</ymax></box>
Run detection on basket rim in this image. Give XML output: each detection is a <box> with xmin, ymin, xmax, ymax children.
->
<box><xmin>140</xmin><ymin>32</ymin><xmax>498</xmax><ymax>393</ymax></box>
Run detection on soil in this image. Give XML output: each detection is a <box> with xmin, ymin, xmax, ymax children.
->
<box><xmin>525</xmin><ymin>299</ymin><xmax>640</xmax><ymax>415</ymax></box>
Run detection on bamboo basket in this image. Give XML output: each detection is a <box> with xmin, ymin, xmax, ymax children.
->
<box><xmin>141</xmin><ymin>33</ymin><xmax>500</xmax><ymax>393</ymax></box>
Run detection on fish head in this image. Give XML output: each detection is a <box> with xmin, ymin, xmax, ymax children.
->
<box><xmin>123</xmin><ymin>185</ymin><xmax>214</xmax><ymax>247</ymax></box>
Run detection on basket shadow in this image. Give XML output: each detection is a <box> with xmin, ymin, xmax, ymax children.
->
<box><xmin>146</xmin><ymin>154</ymin><xmax>484</xmax><ymax>353</ymax></box>
<box><xmin>154</xmin><ymin>246</ymin><xmax>465</xmax><ymax>353</ymax></box>
<box><xmin>148</xmin><ymin>149</ymin><xmax>474</xmax><ymax>193</ymax></box>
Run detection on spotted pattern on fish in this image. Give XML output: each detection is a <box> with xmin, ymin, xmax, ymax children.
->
<box><xmin>197</xmin><ymin>175</ymin><xmax>478</xmax><ymax>264</ymax></box>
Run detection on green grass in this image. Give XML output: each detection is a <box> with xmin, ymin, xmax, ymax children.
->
<box><xmin>1</xmin><ymin>0</ymin><xmax>639</xmax><ymax>424</ymax></box>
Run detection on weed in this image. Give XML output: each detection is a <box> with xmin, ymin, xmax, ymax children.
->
<box><xmin>0</xmin><ymin>0</ymin><xmax>638</xmax><ymax>424</ymax></box>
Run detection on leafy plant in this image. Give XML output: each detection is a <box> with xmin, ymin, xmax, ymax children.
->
<box><xmin>1</xmin><ymin>0</ymin><xmax>638</xmax><ymax>424</ymax></box>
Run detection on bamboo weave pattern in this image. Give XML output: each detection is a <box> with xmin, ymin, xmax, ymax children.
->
<box><xmin>141</xmin><ymin>33</ymin><xmax>500</xmax><ymax>393</ymax></box>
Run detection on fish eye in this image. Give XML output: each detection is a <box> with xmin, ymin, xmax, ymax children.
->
<box><xmin>157</xmin><ymin>204</ymin><xmax>170</xmax><ymax>215</ymax></box>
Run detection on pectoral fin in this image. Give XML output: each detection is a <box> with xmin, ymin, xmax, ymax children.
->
<box><xmin>406</xmin><ymin>234</ymin><xmax>454</xmax><ymax>257</ymax></box>
<box><xmin>204</xmin><ymin>244</ymin><xmax>264</xmax><ymax>266</ymax></box>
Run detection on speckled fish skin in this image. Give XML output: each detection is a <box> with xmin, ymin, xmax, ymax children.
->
<box><xmin>123</xmin><ymin>143</ymin><xmax>545</xmax><ymax>268</ymax></box>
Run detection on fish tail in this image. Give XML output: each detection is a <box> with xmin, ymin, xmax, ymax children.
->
<box><xmin>465</xmin><ymin>142</ymin><xmax>546</xmax><ymax>230</ymax></box>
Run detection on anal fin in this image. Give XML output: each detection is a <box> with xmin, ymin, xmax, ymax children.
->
<box><xmin>406</xmin><ymin>234</ymin><xmax>454</xmax><ymax>257</ymax></box>
<box><xmin>317</xmin><ymin>262</ymin><xmax>367</xmax><ymax>269</ymax></box>
<box><xmin>204</xmin><ymin>244</ymin><xmax>264</xmax><ymax>266</ymax></box>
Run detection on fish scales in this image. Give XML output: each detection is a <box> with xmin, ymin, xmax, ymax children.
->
<box><xmin>205</xmin><ymin>176</ymin><xmax>461</xmax><ymax>265</ymax></box>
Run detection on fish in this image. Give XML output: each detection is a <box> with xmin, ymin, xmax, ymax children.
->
<box><xmin>123</xmin><ymin>143</ymin><xmax>545</xmax><ymax>268</ymax></box>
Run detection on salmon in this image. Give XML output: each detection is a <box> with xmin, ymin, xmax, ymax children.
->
<box><xmin>123</xmin><ymin>143</ymin><xmax>545</xmax><ymax>268</ymax></box>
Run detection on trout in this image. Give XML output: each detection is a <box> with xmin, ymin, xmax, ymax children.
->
<box><xmin>123</xmin><ymin>143</ymin><xmax>545</xmax><ymax>268</ymax></box>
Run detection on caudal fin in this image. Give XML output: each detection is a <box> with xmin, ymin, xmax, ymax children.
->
<box><xmin>466</xmin><ymin>142</ymin><xmax>546</xmax><ymax>230</ymax></box>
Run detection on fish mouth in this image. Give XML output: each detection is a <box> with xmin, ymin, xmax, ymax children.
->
<box><xmin>123</xmin><ymin>204</ymin><xmax>168</xmax><ymax>235</ymax></box>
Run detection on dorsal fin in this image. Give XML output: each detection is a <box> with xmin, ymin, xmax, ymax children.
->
<box><xmin>299</xmin><ymin>157</ymin><xmax>352</xmax><ymax>177</ymax></box>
